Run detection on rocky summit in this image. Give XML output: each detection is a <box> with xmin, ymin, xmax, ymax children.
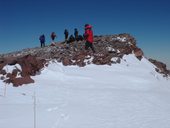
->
<box><xmin>0</xmin><ymin>33</ymin><xmax>169</xmax><ymax>86</ymax></box>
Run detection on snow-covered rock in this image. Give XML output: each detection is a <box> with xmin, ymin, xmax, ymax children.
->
<box><xmin>0</xmin><ymin>34</ymin><xmax>169</xmax><ymax>86</ymax></box>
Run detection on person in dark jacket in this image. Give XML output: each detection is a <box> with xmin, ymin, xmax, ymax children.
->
<box><xmin>68</xmin><ymin>35</ymin><xmax>75</xmax><ymax>43</ymax></box>
<box><xmin>74</xmin><ymin>28</ymin><xmax>79</xmax><ymax>49</ymax></box>
<box><xmin>51</xmin><ymin>32</ymin><xmax>56</xmax><ymax>42</ymax></box>
<box><xmin>74</xmin><ymin>28</ymin><xmax>79</xmax><ymax>41</ymax></box>
<box><xmin>64</xmin><ymin>29</ymin><xmax>69</xmax><ymax>42</ymax></box>
<box><xmin>39</xmin><ymin>34</ymin><xmax>45</xmax><ymax>48</ymax></box>
<box><xmin>84</xmin><ymin>24</ymin><xmax>95</xmax><ymax>53</ymax></box>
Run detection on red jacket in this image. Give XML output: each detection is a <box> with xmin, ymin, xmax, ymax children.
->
<box><xmin>84</xmin><ymin>25</ymin><xmax>93</xmax><ymax>43</ymax></box>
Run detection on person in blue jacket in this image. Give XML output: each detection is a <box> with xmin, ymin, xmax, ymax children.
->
<box><xmin>39</xmin><ymin>34</ymin><xmax>45</xmax><ymax>48</ymax></box>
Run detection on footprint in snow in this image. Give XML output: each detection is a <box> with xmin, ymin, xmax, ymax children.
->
<box><xmin>47</xmin><ymin>106</ymin><xmax>59</xmax><ymax>112</ymax></box>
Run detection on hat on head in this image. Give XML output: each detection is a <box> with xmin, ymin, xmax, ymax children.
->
<box><xmin>85</xmin><ymin>24</ymin><xmax>89</xmax><ymax>27</ymax></box>
<box><xmin>85</xmin><ymin>24</ymin><xmax>92</xmax><ymax>29</ymax></box>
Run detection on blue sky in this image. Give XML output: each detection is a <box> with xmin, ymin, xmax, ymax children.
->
<box><xmin>0</xmin><ymin>0</ymin><xmax>170</xmax><ymax>68</ymax></box>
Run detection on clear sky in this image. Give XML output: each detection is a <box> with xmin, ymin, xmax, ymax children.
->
<box><xmin>0</xmin><ymin>0</ymin><xmax>170</xmax><ymax>68</ymax></box>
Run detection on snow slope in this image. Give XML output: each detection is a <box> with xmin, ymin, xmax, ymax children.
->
<box><xmin>0</xmin><ymin>54</ymin><xmax>170</xmax><ymax>128</ymax></box>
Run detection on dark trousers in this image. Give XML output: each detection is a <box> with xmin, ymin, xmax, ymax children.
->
<box><xmin>85</xmin><ymin>41</ymin><xmax>95</xmax><ymax>53</ymax></box>
<box><xmin>41</xmin><ymin>42</ymin><xmax>45</xmax><ymax>48</ymax></box>
<box><xmin>51</xmin><ymin>37</ymin><xmax>55</xmax><ymax>41</ymax></box>
<box><xmin>65</xmin><ymin>35</ymin><xmax>68</xmax><ymax>40</ymax></box>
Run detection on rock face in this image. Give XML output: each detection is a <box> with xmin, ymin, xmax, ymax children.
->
<box><xmin>0</xmin><ymin>33</ymin><xmax>169</xmax><ymax>86</ymax></box>
<box><xmin>18</xmin><ymin>54</ymin><xmax>46</xmax><ymax>77</ymax></box>
<box><xmin>149</xmin><ymin>59</ymin><xmax>170</xmax><ymax>77</ymax></box>
<box><xmin>134</xmin><ymin>48</ymin><xmax>143</xmax><ymax>60</ymax></box>
<box><xmin>0</xmin><ymin>55</ymin><xmax>46</xmax><ymax>86</ymax></box>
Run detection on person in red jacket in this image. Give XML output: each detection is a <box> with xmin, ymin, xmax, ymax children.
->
<box><xmin>84</xmin><ymin>24</ymin><xmax>95</xmax><ymax>53</ymax></box>
<box><xmin>51</xmin><ymin>32</ymin><xmax>57</xmax><ymax>42</ymax></box>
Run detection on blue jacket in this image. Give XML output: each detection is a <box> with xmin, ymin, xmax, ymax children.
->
<box><xmin>39</xmin><ymin>35</ymin><xmax>45</xmax><ymax>43</ymax></box>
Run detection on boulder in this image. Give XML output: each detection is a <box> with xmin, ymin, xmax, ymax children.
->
<box><xmin>62</xmin><ymin>57</ymin><xmax>72</xmax><ymax>66</ymax></box>
<box><xmin>12</xmin><ymin>69</ymin><xmax>19</xmax><ymax>78</ymax></box>
<box><xmin>134</xmin><ymin>48</ymin><xmax>143</xmax><ymax>60</ymax></box>
<box><xmin>0</xmin><ymin>70</ymin><xmax>6</xmax><ymax>75</ymax></box>
<box><xmin>1</xmin><ymin>54</ymin><xmax>45</xmax><ymax>86</ymax></box>
<box><xmin>4</xmin><ymin>76</ymin><xmax>34</xmax><ymax>87</ymax></box>
<box><xmin>18</xmin><ymin>54</ymin><xmax>46</xmax><ymax>77</ymax></box>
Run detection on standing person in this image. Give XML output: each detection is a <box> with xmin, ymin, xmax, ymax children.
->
<box><xmin>39</xmin><ymin>34</ymin><xmax>45</xmax><ymax>48</ymax></box>
<box><xmin>64</xmin><ymin>29</ymin><xmax>69</xmax><ymax>43</ymax></box>
<box><xmin>51</xmin><ymin>32</ymin><xmax>56</xmax><ymax>43</ymax></box>
<box><xmin>74</xmin><ymin>28</ymin><xmax>79</xmax><ymax>49</ymax></box>
<box><xmin>74</xmin><ymin>28</ymin><xmax>78</xmax><ymax>41</ymax></box>
<box><xmin>84</xmin><ymin>24</ymin><xmax>95</xmax><ymax>53</ymax></box>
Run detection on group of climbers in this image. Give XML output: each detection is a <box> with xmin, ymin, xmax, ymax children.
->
<box><xmin>39</xmin><ymin>24</ymin><xmax>95</xmax><ymax>53</ymax></box>
<box><xmin>39</xmin><ymin>32</ymin><xmax>57</xmax><ymax>48</ymax></box>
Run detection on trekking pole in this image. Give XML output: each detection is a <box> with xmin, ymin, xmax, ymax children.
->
<box><xmin>4</xmin><ymin>83</ymin><xmax>7</xmax><ymax>97</ymax></box>
<box><xmin>33</xmin><ymin>91</ymin><xmax>36</xmax><ymax>128</ymax></box>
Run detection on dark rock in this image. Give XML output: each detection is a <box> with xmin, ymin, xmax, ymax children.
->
<box><xmin>72</xmin><ymin>51</ymin><xmax>87</xmax><ymax>65</ymax></box>
<box><xmin>17</xmin><ymin>54</ymin><xmax>46</xmax><ymax>77</ymax></box>
<box><xmin>62</xmin><ymin>57</ymin><xmax>72</xmax><ymax>66</ymax></box>
<box><xmin>76</xmin><ymin>60</ymin><xmax>86</xmax><ymax>67</ymax></box>
<box><xmin>0</xmin><ymin>76</ymin><xmax>5</xmax><ymax>80</ymax></box>
<box><xmin>149</xmin><ymin>58</ymin><xmax>169</xmax><ymax>76</ymax></box>
<box><xmin>119</xmin><ymin>47</ymin><xmax>132</xmax><ymax>55</ymax></box>
<box><xmin>7</xmin><ymin>57</ymin><xmax>18</xmax><ymax>65</ymax></box>
<box><xmin>13</xmin><ymin>76</ymin><xmax>34</xmax><ymax>87</ymax></box>
<box><xmin>0</xmin><ymin>54</ymin><xmax>46</xmax><ymax>86</ymax></box>
<box><xmin>6</xmin><ymin>73</ymin><xmax>16</xmax><ymax>80</ymax></box>
<box><xmin>4</xmin><ymin>76</ymin><xmax>34</xmax><ymax>87</ymax></box>
<box><xmin>0</xmin><ymin>70</ymin><xmax>6</xmax><ymax>75</ymax></box>
<box><xmin>12</xmin><ymin>69</ymin><xmax>19</xmax><ymax>78</ymax></box>
<box><xmin>134</xmin><ymin>48</ymin><xmax>143</xmax><ymax>60</ymax></box>
<box><xmin>3</xmin><ymin>79</ymin><xmax>11</xmax><ymax>84</ymax></box>
<box><xmin>92</xmin><ymin>53</ymin><xmax>113</xmax><ymax>65</ymax></box>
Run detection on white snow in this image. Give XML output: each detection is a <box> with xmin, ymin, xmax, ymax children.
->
<box><xmin>128</xmin><ymin>41</ymin><xmax>133</xmax><ymax>46</ymax></box>
<box><xmin>2</xmin><ymin>64</ymin><xmax>22</xmax><ymax>74</ymax></box>
<box><xmin>0</xmin><ymin>54</ymin><xmax>170</xmax><ymax>128</ymax></box>
<box><xmin>106</xmin><ymin>46</ymin><xmax>116</xmax><ymax>52</ymax></box>
<box><xmin>112</xmin><ymin>37</ymin><xmax>127</xmax><ymax>42</ymax></box>
<box><xmin>111</xmin><ymin>57</ymin><xmax>119</xmax><ymax>62</ymax></box>
<box><xmin>2</xmin><ymin>64</ymin><xmax>22</xmax><ymax>78</ymax></box>
<box><xmin>84</xmin><ymin>56</ymin><xmax>93</xmax><ymax>64</ymax></box>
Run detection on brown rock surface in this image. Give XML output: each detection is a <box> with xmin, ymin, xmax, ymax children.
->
<box><xmin>0</xmin><ymin>34</ymin><xmax>169</xmax><ymax>86</ymax></box>
<box><xmin>149</xmin><ymin>59</ymin><xmax>169</xmax><ymax>76</ymax></box>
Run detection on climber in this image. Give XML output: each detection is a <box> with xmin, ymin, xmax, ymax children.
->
<box><xmin>74</xmin><ymin>28</ymin><xmax>79</xmax><ymax>49</ymax></box>
<box><xmin>83</xmin><ymin>24</ymin><xmax>95</xmax><ymax>53</ymax></box>
<box><xmin>51</xmin><ymin>32</ymin><xmax>57</xmax><ymax>43</ymax></box>
<box><xmin>39</xmin><ymin>34</ymin><xmax>45</xmax><ymax>48</ymax></box>
<box><xmin>74</xmin><ymin>28</ymin><xmax>79</xmax><ymax>41</ymax></box>
<box><xmin>64</xmin><ymin>29</ymin><xmax>69</xmax><ymax>43</ymax></box>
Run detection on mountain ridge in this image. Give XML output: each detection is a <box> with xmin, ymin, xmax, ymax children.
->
<box><xmin>0</xmin><ymin>33</ymin><xmax>169</xmax><ymax>86</ymax></box>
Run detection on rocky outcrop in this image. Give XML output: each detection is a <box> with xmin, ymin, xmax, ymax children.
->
<box><xmin>0</xmin><ymin>33</ymin><xmax>169</xmax><ymax>86</ymax></box>
<box><xmin>1</xmin><ymin>33</ymin><xmax>142</xmax><ymax>61</ymax></box>
<box><xmin>149</xmin><ymin>59</ymin><xmax>170</xmax><ymax>77</ymax></box>
<box><xmin>0</xmin><ymin>55</ymin><xmax>46</xmax><ymax>86</ymax></box>
<box><xmin>134</xmin><ymin>48</ymin><xmax>143</xmax><ymax>60</ymax></box>
<box><xmin>18</xmin><ymin>54</ymin><xmax>46</xmax><ymax>77</ymax></box>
